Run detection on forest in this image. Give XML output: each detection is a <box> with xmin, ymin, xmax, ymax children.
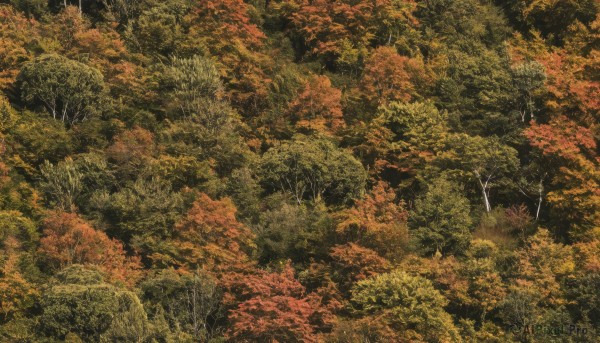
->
<box><xmin>0</xmin><ymin>0</ymin><xmax>598</xmax><ymax>342</ymax></box>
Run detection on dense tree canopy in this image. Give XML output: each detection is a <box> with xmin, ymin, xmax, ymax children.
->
<box><xmin>0</xmin><ymin>0</ymin><xmax>598</xmax><ymax>341</ymax></box>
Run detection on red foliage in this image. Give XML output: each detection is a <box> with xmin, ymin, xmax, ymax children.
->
<box><xmin>525</xmin><ymin>116</ymin><xmax>596</xmax><ymax>161</ymax></box>
<box><xmin>39</xmin><ymin>211</ymin><xmax>142</xmax><ymax>287</ymax></box>
<box><xmin>224</xmin><ymin>263</ymin><xmax>324</xmax><ymax>342</ymax></box>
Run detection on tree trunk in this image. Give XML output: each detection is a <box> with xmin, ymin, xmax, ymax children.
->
<box><xmin>535</xmin><ymin>178</ymin><xmax>544</xmax><ymax>220</ymax></box>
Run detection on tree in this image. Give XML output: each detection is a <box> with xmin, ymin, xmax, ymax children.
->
<box><xmin>500</xmin><ymin>0</ymin><xmax>599</xmax><ymax>44</ymax></box>
<box><xmin>329</xmin><ymin>243</ymin><xmax>391</xmax><ymax>295</ymax></box>
<box><xmin>511</xmin><ymin>60</ymin><xmax>546</xmax><ymax>122</ymax></box>
<box><xmin>88</xmin><ymin>176</ymin><xmax>185</xmax><ymax>262</ymax></box>
<box><xmin>183</xmin><ymin>0</ymin><xmax>270</xmax><ymax>112</ymax></box>
<box><xmin>437</xmin><ymin>134</ymin><xmax>520</xmax><ymax>212</ymax></box>
<box><xmin>259</xmin><ymin>135</ymin><xmax>367</xmax><ymax>205</ymax></box>
<box><xmin>224</xmin><ymin>263</ymin><xmax>323</xmax><ymax>342</ymax></box>
<box><xmin>0</xmin><ymin>4</ymin><xmax>41</xmax><ymax>89</ymax></box>
<box><xmin>408</xmin><ymin>176</ymin><xmax>473</xmax><ymax>256</ymax></box>
<box><xmin>351</xmin><ymin>270</ymin><xmax>461</xmax><ymax>342</ymax></box>
<box><xmin>516</xmin><ymin>229</ymin><xmax>575</xmax><ymax>306</ymax></box>
<box><xmin>132</xmin><ymin>3</ymin><xmax>186</xmax><ymax>56</ymax></box>
<box><xmin>282</xmin><ymin>0</ymin><xmax>419</xmax><ymax>65</ymax></box>
<box><xmin>39</xmin><ymin>157</ymin><xmax>83</xmax><ymax>213</ymax></box>
<box><xmin>141</xmin><ymin>269</ymin><xmax>223</xmax><ymax>342</ymax></box>
<box><xmin>336</xmin><ymin>181</ymin><xmax>409</xmax><ymax>261</ymax></box>
<box><xmin>17</xmin><ymin>54</ymin><xmax>107</xmax><ymax>124</ymax></box>
<box><xmin>162</xmin><ymin>55</ymin><xmax>236</xmax><ymax>134</ymax></box>
<box><xmin>360</xmin><ymin>46</ymin><xmax>425</xmax><ymax>106</ymax></box>
<box><xmin>524</xmin><ymin>117</ymin><xmax>600</xmax><ymax>236</ymax></box>
<box><xmin>38</xmin><ymin>265</ymin><xmax>150</xmax><ymax>342</ymax></box>
<box><xmin>0</xmin><ymin>211</ymin><xmax>39</xmax><ymax>325</ymax></box>
<box><xmin>38</xmin><ymin>211</ymin><xmax>142</xmax><ymax>287</ymax></box>
<box><xmin>287</xmin><ymin>75</ymin><xmax>344</xmax><ymax>135</ymax></box>
<box><xmin>106</xmin><ymin>126</ymin><xmax>156</xmax><ymax>180</ymax></box>
<box><xmin>497</xmin><ymin>229</ymin><xmax>576</xmax><ymax>340</ymax></box>
<box><xmin>171</xmin><ymin>193</ymin><xmax>255</xmax><ymax>272</ymax></box>
<box><xmin>375</xmin><ymin>101</ymin><xmax>450</xmax><ymax>188</ymax></box>
<box><xmin>255</xmin><ymin>200</ymin><xmax>334</xmax><ymax>265</ymax></box>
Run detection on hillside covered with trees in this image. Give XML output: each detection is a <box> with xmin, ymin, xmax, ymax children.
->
<box><xmin>0</xmin><ymin>0</ymin><xmax>599</xmax><ymax>341</ymax></box>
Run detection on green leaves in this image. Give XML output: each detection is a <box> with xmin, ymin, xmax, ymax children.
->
<box><xmin>409</xmin><ymin>176</ymin><xmax>473</xmax><ymax>256</ymax></box>
<box><xmin>351</xmin><ymin>270</ymin><xmax>461</xmax><ymax>342</ymax></box>
<box><xmin>259</xmin><ymin>135</ymin><xmax>367</xmax><ymax>205</ymax></box>
<box><xmin>17</xmin><ymin>54</ymin><xmax>108</xmax><ymax>125</ymax></box>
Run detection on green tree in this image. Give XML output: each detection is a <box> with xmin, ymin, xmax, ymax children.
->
<box><xmin>162</xmin><ymin>55</ymin><xmax>234</xmax><ymax>131</ymax></box>
<box><xmin>38</xmin><ymin>265</ymin><xmax>150</xmax><ymax>342</ymax></box>
<box><xmin>408</xmin><ymin>176</ymin><xmax>473</xmax><ymax>256</ymax></box>
<box><xmin>39</xmin><ymin>157</ymin><xmax>83</xmax><ymax>212</ymax></box>
<box><xmin>351</xmin><ymin>270</ymin><xmax>461</xmax><ymax>342</ymax></box>
<box><xmin>437</xmin><ymin>134</ymin><xmax>520</xmax><ymax>212</ymax></box>
<box><xmin>259</xmin><ymin>135</ymin><xmax>367</xmax><ymax>205</ymax></box>
<box><xmin>17</xmin><ymin>54</ymin><xmax>108</xmax><ymax>125</ymax></box>
<box><xmin>89</xmin><ymin>176</ymin><xmax>185</xmax><ymax>261</ymax></box>
<box><xmin>141</xmin><ymin>270</ymin><xmax>223</xmax><ymax>342</ymax></box>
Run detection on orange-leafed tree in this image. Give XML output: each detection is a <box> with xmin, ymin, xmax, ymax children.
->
<box><xmin>171</xmin><ymin>193</ymin><xmax>255</xmax><ymax>272</ymax></box>
<box><xmin>360</xmin><ymin>46</ymin><xmax>425</xmax><ymax>106</ymax></box>
<box><xmin>538</xmin><ymin>50</ymin><xmax>599</xmax><ymax>125</ymax></box>
<box><xmin>44</xmin><ymin>6</ymin><xmax>146</xmax><ymax>103</ymax></box>
<box><xmin>187</xmin><ymin>0</ymin><xmax>265</xmax><ymax>50</ymax></box>
<box><xmin>184</xmin><ymin>0</ymin><xmax>270</xmax><ymax>113</ymax></box>
<box><xmin>283</xmin><ymin>0</ymin><xmax>418</xmax><ymax>64</ymax></box>
<box><xmin>0</xmin><ymin>237</ymin><xmax>38</xmax><ymax>324</ymax></box>
<box><xmin>106</xmin><ymin>126</ymin><xmax>156</xmax><ymax>178</ymax></box>
<box><xmin>336</xmin><ymin>181</ymin><xmax>409</xmax><ymax>262</ymax></box>
<box><xmin>288</xmin><ymin>75</ymin><xmax>345</xmax><ymax>135</ymax></box>
<box><xmin>224</xmin><ymin>262</ymin><xmax>324</xmax><ymax>342</ymax></box>
<box><xmin>38</xmin><ymin>211</ymin><xmax>142</xmax><ymax>287</ymax></box>
<box><xmin>329</xmin><ymin>243</ymin><xmax>391</xmax><ymax>295</ymax></box>
<box><xmin>0</xmin><ymin>5</ymin><xmax>41</xmax><ymax>90</ymax></box>
<box><xmin>525</xmin><ymin>117</ymin><xmax>600</xmax><ymax>237</ymax></box>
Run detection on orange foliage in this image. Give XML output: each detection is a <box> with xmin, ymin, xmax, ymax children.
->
<box><xmin>360</xmin><ymin>46</ymin><xmax>423</xmax><ymax>105</ymax></box>
<box><xmin>188</xmin><ymin>0</ymin><xmax>265</xmax><ymax>49</ymax></box>
<box><xmin>47</xmin><ymin>6</ymin><xmax>145</xmax><ymax>100</ymax></box>
<box><xmin>172</xmin><ymin>193</ymin><xmax>255</xmax><ymax>271</ymax></box>
<box><xmin>330</xmin><ymin>243</ymin><xmax>390</xmax><ymax>294</ymax></box>
<box><xmin>288</xmin><ymin>75</ymin><xmax>345</xmax><ymax>135</ymax></box>
<box><xmin>525</xmin><ymin>116</ymin><xmax>596</xmax><ymax>161</ymax></box>
<box><xmin>0</xmin><ymin>5</ymin><xmax>40</xmax><ymax>89</ymax></box>
<box><xmin>336</xmin><ymin>181</ymin><xmax>408</xmax><ymax>261</ymax></box>
<box><xmin>0</xmin><ymin>237</ymin><xmax>38</xmax><ymax>321</ymax></box>
<box><xmin>39</xmin><ymin>211</ymin><xmax>142</xmax><ymax>287</ymax></box>
<box><xmin>223</xmin><ymin>262</ymin><xmax>325</xmax><ymax>342</ymax></box>
<box><xmin>185</xmin><ymin>0</ymin><xmax>270</xmax><ymax>111</ymax></box>
<box><xmin>540</xmin><ymin>51</ymin><xmax>599</xmax><ymax>123</ymax></box>
<box><xmin>574</xmin><ymin>239</ymin><xmax>600</xmax><ymax>273</ymax></box>
<box><xmin>106</xmin><ymin>126</ymin><xmax>155</xmax><ymax>166</ymax></box>
<box><xmin>286</xmin><ymin>0</ymin><xmax>418</xmax><ymax>60</ymax></box>
<box><xmin>525</xmin><ymin>117</ymin><xmax>600</xmax><ymax>234</ymax></box>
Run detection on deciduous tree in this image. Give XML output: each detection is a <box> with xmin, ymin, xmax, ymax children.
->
<box><xmin>39</xmin><ymin>211</ymin><xmax>142</xmax><ymax>286</ymax></box>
